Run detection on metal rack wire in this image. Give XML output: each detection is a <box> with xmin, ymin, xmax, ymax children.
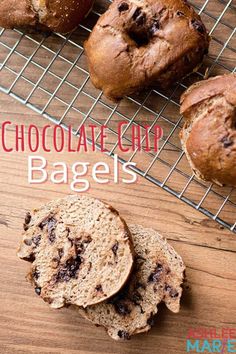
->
<box><xmin>0</xmin><ymin>0</ymin><xmax>235</xmax><ymax>231</ymax></box>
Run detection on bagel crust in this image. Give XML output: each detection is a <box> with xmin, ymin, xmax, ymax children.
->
<box><xmin>0</xmin><ymin>0</ymin><xmax>94</xmax><ymax>33</ymax></box>
<box><xmin>180</xmin><ymin>74</ymin><xmax>236</xmax><ymax>187</ymax></box>
<box><xmin>85</xmin><ymin>0</ymin><xmax>209</xmax><ymax>101</ymax></box>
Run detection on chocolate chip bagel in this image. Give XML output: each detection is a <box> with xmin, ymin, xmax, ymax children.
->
<box><xmin>79</xmin><ymin>224</ymin><xmax>185</xmax><ymax>340</ymax></box>
<box><xmin>85</xmin><ymin>0</ymin><xmax>209</xmax><ymax>101</ymax></box>
<box><xmin>180</xmin><ymin>73</ymin><xmax>236</xmax><ymax>187</ymax></box>
<box><xmin>0</xmin><ymin>0</ymin><xmax>94</xmax><ymax>33</ymax></box>
<box><xmin>17</xmin><ymin>195</ymin><xmax>134</xmax><ymax>308</ymax></box>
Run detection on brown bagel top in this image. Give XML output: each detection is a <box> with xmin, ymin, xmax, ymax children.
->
<box><xmin>85</xmin><ymin>0</ymin><xmax>209</xmax><ymax>101</ymax></box>
<box><xmin>0</xmin><ymin>0</ymin><xmax>94</xmax><ymax>33</ymax></box>
<box><xmin>180</xmin><ymin>74</ymin><xmax>236</xmax><ymax>115</ymax></box>
<box><xmin>180</xmin><ymin>73</ymin><xmax>236</xmax><ymax>187</ymax></box>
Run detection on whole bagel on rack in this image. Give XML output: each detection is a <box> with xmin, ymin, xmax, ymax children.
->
<box><xmin>84</xmin><ymin>0</ymin><xmax>210</xmax><ymax>101</ymax></box>
<box><xmin>0</xmin><ymin>0</ymin><xmax>94</xmax><ymax>33</ymax></box>
<box><xmin>180</xmin><ymin>73</ymin><xmax>236</xmax><ymax>187</ymax></box>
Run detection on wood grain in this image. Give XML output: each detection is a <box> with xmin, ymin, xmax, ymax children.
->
<box><xmin>0</xmin><ymin>92</ymin><xmax>236</xmax><ymax>354</ymax></box>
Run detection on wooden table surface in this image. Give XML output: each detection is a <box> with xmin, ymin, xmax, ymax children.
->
<box><xmin>0</xmin><ymin>90</ymin><xmax>236</xmax><ymax>354</ymax></box>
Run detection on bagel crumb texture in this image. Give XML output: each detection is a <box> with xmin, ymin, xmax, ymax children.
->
<box><xmin>17</xmin><ymin>195</ymin><xmax>134</xmax><ymax>308</ymax></box>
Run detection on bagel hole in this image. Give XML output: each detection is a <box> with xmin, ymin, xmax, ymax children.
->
<box><xmin>128</xmin><ymin>29</ymin><xmax>149</xmax><ymax>47</ymax></box>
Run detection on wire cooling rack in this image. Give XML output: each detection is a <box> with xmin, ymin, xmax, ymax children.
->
<box><xmin>0</xmin><ymin>0</ymin><xmax>235</xmax><ymax>231</ymax></box>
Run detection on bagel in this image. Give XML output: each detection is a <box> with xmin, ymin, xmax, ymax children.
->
<box><xmin>79</xmin><ymin>224</ymin><xmax>185</xmax><ymax>340</ymax></box>
<box><xmin>17</xmin><ymin>195</ymin><xmax>134</xmax><ymax>308</ymax></box>
<box><xmin>0</xmin><ymin>0</ymin><xmax>94</xmax><ymax>33</ymax></box>
<box><xmin>85</xmin><ymin>0</ymin><xmax>210</xmax><ymax>101</ymax></box>
<box><xmin>180</xmin><ymin>73</ymin><xmax>236</xmax><ymax>187</ymax></box>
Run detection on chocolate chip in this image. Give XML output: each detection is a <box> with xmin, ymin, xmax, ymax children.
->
<box><xmin>24</xmin><ymin>238</ymin><xmax>32</xmax><ymax>246</ymax></box>
<box><xmin>38</xmin><ymin>217</ymin><xmax>48</xmax><ymax>230</ymax></box>
<box><xmin>117</xmin><ymin>330</ymin><xmax>130</xmax><ymax>340</ymax></box>
<box><xmin>136</xmin><ymin>13</ymin><xmax>146</xmax><ymax>26</ymax></box>
<box><xmin>108</xmin><ymin>288</ymin><xmax>127</xmax><ymax>304</ymax></box>
<box><xmin>140</xmin><ymin>306</ymin><xmax>145</xmax><ymax>314</ymax></box>
<box><xmin>55</xmin><ymin>254</ymin><xmax>82</xmax><ymax>282</ymax></box>
<box><xmin>221</xmin><ymin>136</ymin><xmax>233</xmax><ymax>148</ymax></box>
<box><xmin>170</xmin><ymin>290</ymin><xmax>179</xmax><ymax>298</ymax></box>
<box><xmin>133</xmin><ymin>8</ymin><xmax>142</xmax><ymax>20</ymax></box>
<box><xmin>73</xmin><ymin>235</ymin><xmax>92</xmax><ymax>256</ymax></box>
<box><xmin>114</xmin><ymin>301</ymin><xmax>131</xmax><ymax>316</ymax></box>
<box><xmin>112</xmin><ymin>241</ymin><xmax>119</xmax><ymax>256</ymax></box>
<box><xmin>22</xmin><ymin>254</ymin><xmax>35</xmax><ymax>262</ymax></box>
<box><xmin>38</xmin><ymin>215</ymin><xmax>57</xmax><ymax>243</ymax></box>
<box><xmin>132</xmin><ymin>8</ymin><xmax>146</xmax><ymax>26</ymax></box>
<box><xmin>35</xmin><ymin>287</ymin><xmax>41</xmax><ymax>295</ymax></box>
<box><xmin>131</xmin><ymin>291</ymin><xmax>142</xmax><ymax>305</ymax></box>
<box><xmin>147</xmin><ymin>313</ymin><xmax>155</xmax><ymax>327</ymax></box>
<box><xmin>177</xmin><ymin>11</ymin><xmax>184</xmax><ymax>16</ymax></box>
<box><xmin>191</xmin><ymin>19</ymin><xmax>205</xmax><ymax>34</ymax></box>
<box><xmin>149</xmin><ymin>20</ymin><xmax>160</xmax><ymax>35</ymax></box>
<box><xmin>33</xmin><ymin>268</ymin><xmax>40</xmax><ymax>280</ymax></box>
<box><xmin>39</xmin><ymin>215</ymin><xmax>57</xmax><ymax>231</ymax></box>
<box><xmin>47</xmin><ymin>217</ymin><xmax>57</xmax><ymax>243</ymax></box>
<box><xmin>25</xmin><ymin>212</ymin><xmax>31</xmax><ymax>224</ymax></box>
<box><xmin>23</xmin><ymin>212</ymin><xmax>32</xmax><ymax>230</ymax></box>
<box><xmin>165</xmin><ymin>284</ymin><xmax>179</xmax><ymax>298</ymax></box>
<box><xmin>95</xmin><ymin>284</ymin><xmax>103</xmax><ymax>292</ymax></box>
<box><xmin>32</xmin><ymin>235</ymin><xmax>41</xmax><ymax>246</ymax></box>
<box><xmin>148</xmin><ymin>263</ymin><xmax>163</xmax><ymax>282</ymax></box>
<box><xmin>118</xmin><ymin>2</ymin><xmax>129</xmax><ymax>12</ymax></box>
